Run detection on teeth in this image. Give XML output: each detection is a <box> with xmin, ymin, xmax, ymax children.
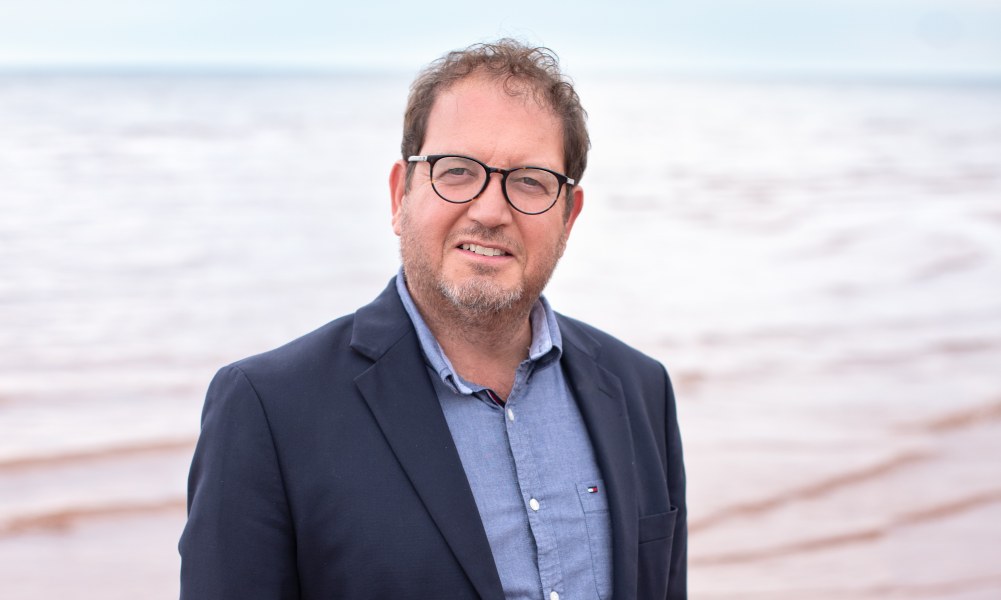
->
<box><xmin>461</xmin><ymin>243</ymin><xmax>506</xmax><ymax>257</ymax></box>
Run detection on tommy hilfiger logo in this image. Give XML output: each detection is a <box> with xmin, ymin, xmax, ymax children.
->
<box><xmin>587</xmin><ymin>485</ymin><xmax>599</xmax><ymax>494</ymax></box>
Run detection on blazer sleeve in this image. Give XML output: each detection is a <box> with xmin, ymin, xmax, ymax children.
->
<box><xmin>664</xmin><ymin>365</ymin><xmax>688</xmax><ymax>599</ymax></box>
<box><xmin>179</xmin><ymin>365</ymin><xmax>300</xmax><ymax>600</ymax></box>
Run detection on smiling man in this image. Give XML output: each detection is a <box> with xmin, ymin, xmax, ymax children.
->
<box><xmin>180</xmin><ymin>39</ymin><xmax>687</xmax><ymax>600</ymax></box>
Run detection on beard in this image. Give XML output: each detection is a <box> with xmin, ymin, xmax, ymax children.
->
<box><xmin>398</xmin><ymin>206</ymin><xmax>566</xmax><ymax>325</ymax></box>
<box><xmin>439</xmin><ymin>262</ymin><xmax>523</xmax><ymax>314</ymax></box>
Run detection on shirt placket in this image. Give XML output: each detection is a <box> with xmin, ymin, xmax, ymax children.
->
<box><xmin>499</xmin><ymin>368</ymin><xmax>564</xmax><ymax>600</ymax></box>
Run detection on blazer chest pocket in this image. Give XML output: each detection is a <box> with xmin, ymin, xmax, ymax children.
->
<box><xmin>638</xmin><ymin>506</ymin><xmax>678</xmax><ymax>544</ymax></box>
<box><xmin>577</xmin><ymin>480</ymin><xmax>612</xmax><ymax>600</ymax></box>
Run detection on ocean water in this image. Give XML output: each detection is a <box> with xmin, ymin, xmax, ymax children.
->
<box><xmin>1</xmin><ymin>72</ymin><xmax>1000</xmax><ymax>598</ymax></box>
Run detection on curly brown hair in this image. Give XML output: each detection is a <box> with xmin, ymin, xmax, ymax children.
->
<box><xmin>401</xmin><ymin>39</ymin><xmax>589</xmax><ymax>217</ymax></box>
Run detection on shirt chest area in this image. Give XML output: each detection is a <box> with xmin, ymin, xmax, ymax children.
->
<box><xmin>432</xmin><ymin>362</ymin><xmax>613</xmax><ymax>600</ymax></box>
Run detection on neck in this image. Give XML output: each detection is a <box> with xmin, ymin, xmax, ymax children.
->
<box><xmin>410</xmin><ymin>287</ymin><xmax>536</xmax><ymax>400</ymax></box>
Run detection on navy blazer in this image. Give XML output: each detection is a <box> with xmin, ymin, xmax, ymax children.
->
<box><xmin>179</xmin><ymin>278</ymin><xmax>687</xmax><ymax>599</ymax></box>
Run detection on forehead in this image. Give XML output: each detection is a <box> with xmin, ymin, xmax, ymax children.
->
<box><xmin>423</xmin><ymin>76</ymin><xmax>563</xmax><ymax>165</ymax></box>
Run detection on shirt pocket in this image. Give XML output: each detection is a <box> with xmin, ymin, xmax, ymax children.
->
<box><xmin>577</xmin><ymin>480</ymin><xmax>613</xmax><ymax>600</ymax></box>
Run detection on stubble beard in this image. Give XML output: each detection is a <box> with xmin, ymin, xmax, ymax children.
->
<box><xmin>398</xmin><ymin>207</ymin><xmax>566</xmax><ymax>328</ymax></box>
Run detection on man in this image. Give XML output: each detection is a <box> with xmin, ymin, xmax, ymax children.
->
<box><xmin>180</xmin><ymin>39</ymin><xmax>686</xmax><ymax>599</ymax></box>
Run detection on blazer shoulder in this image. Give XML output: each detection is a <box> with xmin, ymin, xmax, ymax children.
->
<box><xmin>214</xmin><ymin>277</ymin><xmax>413</xmax><ymax>394</ymax></box>
<box><xmin>227</xmin><ymin>312</ymin><xmax>358</xmax><ymax>382</ymax></box>
<box><xmin>556</xmin><ymin>313</ymin><xmax>665</xmax><ymax>374</ymax></box>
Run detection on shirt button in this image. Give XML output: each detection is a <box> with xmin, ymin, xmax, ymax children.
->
<box><xmin>550</xmin><ymin>592</ymin><xmax>559</xmax><ymax>600</ymax></box>
<box><xmin>529</xmin><ymin>498</ymin><xmax>540</xmax><ymax>511</ymax></box>
<box><xmin>506</xmin><ymin>408</ymin><xmax>515</xmax><ymax>422</ymax></box>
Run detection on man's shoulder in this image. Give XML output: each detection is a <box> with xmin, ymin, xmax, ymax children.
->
<box><xmin>555</xmin><ymin>313</ymin><xmax>664</xmax><ymax>374</ymax></box>
<box><xmin>223</xmin><ymin>278</ymin><xmax>409</xmax><ymax>381</ymax></box>
<box><xmin>226</xmin><ymin>312</ymin><xmax>359</xmax><ymax>380</ymax></box>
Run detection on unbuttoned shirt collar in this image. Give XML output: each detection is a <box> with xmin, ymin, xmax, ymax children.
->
<box><xmin>394</xmin><ymin>268</ymin><xmax>562</xmax><ymax>396</ymax></box>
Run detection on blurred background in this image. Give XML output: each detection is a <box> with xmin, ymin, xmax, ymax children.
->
<box><xmin>1</xmin><ymin>1</ymin><xmax>1000</xmax><ymax>598</ymax></box>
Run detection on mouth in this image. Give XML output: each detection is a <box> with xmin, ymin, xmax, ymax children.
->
<box><xmin>459</xmin><ymin>243</ymin><xmax>509</xmax><ymax>257</ymax></box>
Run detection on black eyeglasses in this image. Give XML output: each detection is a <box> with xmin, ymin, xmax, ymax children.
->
<box><xmin>408</xmin><ymin>154</ymin><xmax>574</xmax><ymax>215</ymax></box>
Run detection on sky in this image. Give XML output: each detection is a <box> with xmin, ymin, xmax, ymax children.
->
<box><xmin>1</xmin><ymin>0</ymin><xmax>1000</xmax><ymax>79</ymax></box>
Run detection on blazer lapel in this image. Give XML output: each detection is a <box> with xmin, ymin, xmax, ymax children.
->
<box><xmin>351</xmin><ymin>280</ymin><xmax>505</xmax><ymax>600</ymax></box>
<box><xmin>560</xmin><ymin>317</ymin><xmax>640</xmax><ymax>600</ymax></box>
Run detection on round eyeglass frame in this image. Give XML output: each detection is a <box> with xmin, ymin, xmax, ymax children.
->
<box><xmin>408</xmin><ymin>154</ymin><xmax>575</xmax><ymax>216</ymax></box>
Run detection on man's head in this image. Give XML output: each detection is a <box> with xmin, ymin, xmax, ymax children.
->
<box><xmin>390</xmin><ymin>40</ymin><xmax>588</xmax><ymax>326</ymax></box>
<box><xmin>401</xmin><ymin>39</ymin><xmax>589</xmax><ymax>218</ymax></box>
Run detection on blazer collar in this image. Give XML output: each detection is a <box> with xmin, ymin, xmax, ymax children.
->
<box><xmin>349</xmin><ymin>278</ymin><xmax>505</xmax><ymax>600</ymax></box>
<box><xmin>559</xmin><ymin>315</ymin><xmax>641</xmax><ymax>600</ymax></box>
<box><xmin>349</xmin><ymin>278</ymin><xmax>413</xmax><ymax>361</ymax></box>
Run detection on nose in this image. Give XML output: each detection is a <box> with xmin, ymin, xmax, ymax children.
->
<box><xmin>466</xmin><ymin>172</ymin><xmax>513</xmax><ymax>227</ymax></box>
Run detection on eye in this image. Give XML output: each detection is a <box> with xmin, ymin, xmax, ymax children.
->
<box><xmin>433</xmin><ymin>157</ymin><xmax>482</xmax><ymax>185</ymax></box>
<box><xmin>443</xmin><ymin>167</ymin><xmax>475</xmax><ymax>178</ymax></box>
<box><xmin>513</xmin><ymin>175</ymin><xmax>544</xmax><ymax>189</ymax></box>
<box><xmin>508</xmin><ymin>170</ymin><xmax>557</xmax><ymax>197</ymax></box>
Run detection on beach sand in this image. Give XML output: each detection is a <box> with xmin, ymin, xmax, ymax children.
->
<box><xmin>2</xmin><ymin>394</ymin><xmax>999</xmax><ymax>599</ymax></box>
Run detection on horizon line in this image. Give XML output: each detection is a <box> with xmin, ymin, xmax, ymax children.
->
<box><xmin>1</xmin><ymin>62</ymin><xmax>999</xmax><ymax>87</ymax></box>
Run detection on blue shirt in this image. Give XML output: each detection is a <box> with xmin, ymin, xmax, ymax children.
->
<box><xmin>396</xmin><ymin>273</ymin><xmax>613</xmax><ymax>600</ymax></box>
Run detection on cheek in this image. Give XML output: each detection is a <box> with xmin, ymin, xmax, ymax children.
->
<box><xmin>526</xmin><ymin>223</ymin><xmax>565</xmax><ymax>255</ymax></box>
<box><xmin>402</xmin><ymin>204</ymin><xmax>451</xmax><ymax>251</ymax></box>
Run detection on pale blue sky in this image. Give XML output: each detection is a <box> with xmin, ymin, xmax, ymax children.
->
<box><xmin>1</xmin><ymin>0</ymin><xmax>999</xmax><ymax>78</ymax></box>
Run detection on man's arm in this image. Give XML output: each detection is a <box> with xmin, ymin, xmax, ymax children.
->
<box><xmin>664</xmin><ymin>366</ymin><xmax>688</xmax><ymax>599</ymax></box>
<box><xmin>179</xmin><ymin>365</ymin><xmax>300</xmax><ymax>600</ymax></box>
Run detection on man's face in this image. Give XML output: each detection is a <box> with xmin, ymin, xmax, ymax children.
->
<box><xmin>390</xmin><ymin>76</ymin><xmax>583</xmax><ymax>320</ymax></box>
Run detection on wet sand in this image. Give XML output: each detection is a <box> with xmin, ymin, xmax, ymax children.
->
<box><xmin>2</xmin><ymin>395</ymin><xmax>999</xmax><ymax>599</ymax></box>
<box><xmin>687</xmin><ymin>399</ymin><xmax>1001</xmax><ymax>598</ymax></box>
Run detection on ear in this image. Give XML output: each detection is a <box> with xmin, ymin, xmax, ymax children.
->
<box><xmin>389</xmin><ymin>159</ymin><xmax>408</xmax><ymax>236</ymax></box>
<box><xmin>562</xmin><ymin>185</ymin><xmax>584</xmax><ymax>237</ymax></box>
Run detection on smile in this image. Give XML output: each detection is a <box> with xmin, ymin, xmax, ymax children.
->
<box><xmin>460</xmin><ymin>243</ymin><xmax>508</xmax><ymax>257</ymax></box>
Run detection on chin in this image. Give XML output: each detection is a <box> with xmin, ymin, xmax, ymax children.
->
<box><xmin>439</xmin><ymin>277</ymin><xmax>524</xmax><ymax>315</ymax></box>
